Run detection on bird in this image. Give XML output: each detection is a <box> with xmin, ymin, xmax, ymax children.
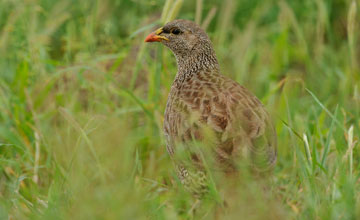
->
<box><xmin>145</xmin><ymin>19</ymin><xmax>277</xmax><ymax>196</ymax></box>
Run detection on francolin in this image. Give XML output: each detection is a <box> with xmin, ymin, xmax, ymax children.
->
<box><xmin>145</xmin><ymin>19</ymin><xmax>277</xmax><ymax>196</ymax></box>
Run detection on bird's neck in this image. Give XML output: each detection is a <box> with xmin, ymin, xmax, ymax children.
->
<box><xmin>174</xmin><ymin>48</ymin><xmax>219</xmax><ymax>86</ymax></box>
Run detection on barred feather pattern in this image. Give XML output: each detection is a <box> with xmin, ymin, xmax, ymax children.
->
<box><xmin>156</xmin><ymin>20</ymin><xmax>277</xmax><ymax>195</ymax></box>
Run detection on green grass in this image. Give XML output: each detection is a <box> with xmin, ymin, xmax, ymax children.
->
<box><xmin>0</xmin><ymin>0</ymin><xmax>359</xmax><ymax>219</ymax></box>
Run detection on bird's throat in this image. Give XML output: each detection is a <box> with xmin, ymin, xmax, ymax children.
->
<box><xmin>174</xmin><ymin>50</ymin><xmax>219</xmax><ymax>85</ymax></box>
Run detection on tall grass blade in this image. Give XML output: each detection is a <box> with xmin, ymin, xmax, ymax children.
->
<box><xmin>320</xmin><ymin>105</ymin><xmax>338</xmax><ymax>168</ymax></box>
<box><xmin>303</xmin><ymin>133</ymin><xmax>312</xmax><ymax>167</ymax></box>
<box><xmin>306</xmin><ymin>88</ymin><xmax>344</xmax><ymax>131</ymax></box>
<box><xmin>201</xmin><ymin>7</ymin><xmax>217</xmax><ymax>30</ymax></box>
<box><xmin>59</xmin><ymin>108</ymin><xmax>105</xmax><ymax>182</ymax></box>
<box><xmin>344</xmin><ymin>125</ymin><xmax>355</xmax><ymax>179</ymax></box>
<box><xmin>165</xmin><ymin>0</ymin><xmax>184</xmax><ymax>23</ymax></box>
<box><xmin>347</xmin><ymin>0</ymin><xmax>357</xmax><ymax>70</ymax></box>
<box><xmin>161</xmin><ymin>0</ymin><xmax>174</xmax><ymax>23</ymax></box>
<box><xmin>195</xmin><ymin>0</ymin><xmax>203</xmax><ymax>24</ymax></box>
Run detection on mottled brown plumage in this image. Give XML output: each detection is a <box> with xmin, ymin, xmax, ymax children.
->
<box><xmin>145</xmin><ymin>19</ymin><xmax>277</xmax><ymax>195</ymax></box>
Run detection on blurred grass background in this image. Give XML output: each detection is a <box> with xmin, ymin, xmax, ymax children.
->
<box><xmin>0</xmin><ymin>0</ymin><xmax>359</xmax><ymax>219</ymax></box>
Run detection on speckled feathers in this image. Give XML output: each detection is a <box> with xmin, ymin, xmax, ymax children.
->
<box><xmin>146</xmin><ymin>19</ymin><xmax>277</xmax><ymax>194</ymax></box>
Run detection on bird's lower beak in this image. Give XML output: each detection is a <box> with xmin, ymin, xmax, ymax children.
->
<box><xmin>144</xmin><ymin>27</ymin><xmax>169</xmax><ymax>42</ymax></box>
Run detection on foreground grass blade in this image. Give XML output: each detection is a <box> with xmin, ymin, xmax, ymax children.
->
<box><xmin>320</xmin><ymin>105</ymin><xmax>338</xmax><ymax>168</ymax></box>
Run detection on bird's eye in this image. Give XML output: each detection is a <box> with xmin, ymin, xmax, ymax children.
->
<box><xmin>171</xmin><ymin>28</ymin><xmax>181</xmax><ymax>35</ymax></box>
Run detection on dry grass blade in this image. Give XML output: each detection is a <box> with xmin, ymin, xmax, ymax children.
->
<box><xmin>0</xmin><ymin>5</ymin><xmax>24</xmax><ymax>52</ymax></box>
<box><xmin>195</xmin><ymin>0</ymin><xmax>203</xmax><ymax>24</ymax></box>
<box><xmin>33</xmin><ymin>131</ymin><xmax>40</xmax><ymax>184</ymax></box>
<box><xmin>343</xmin><ymin>125</ymin><xmax>357</xmax><ymax>178</ymax></box>
<box><xmin>24</xmin><ymin>90</ymin><xmax>42</xmax><ymax>184</ymax></box>
<box><xmin>347</xmin><ymin>0</ymin><xmax>358</xmax><ymax>69</ymax></box>
<box><xmin>165</xmin><ymin>0</ymin><xmax>184</xmax><ymax>23</ymax></box>
<box><xmin>303</xmin><ymin>133</ymin><xmax>312</xmax><ymax>167</ymax></box>
<box><xmin>161</xmin><ymin>0</ymin><xmax>174</xmax><ymax>23</ymax></box>
<box><xmin>217</xmin><ymin>0</ymin><xmax>237</xmax><ymax>46</ymax></box>
<box><xmin>201</xmin><ymin>7</ymin><xmax>217</xmax><ymax>31</ymax></box>
<box><xmin>315</xmin><ymin>0</ymin><xmax>327</xmax><ymax>58</ymax></box>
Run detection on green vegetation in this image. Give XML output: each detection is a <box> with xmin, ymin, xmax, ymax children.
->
<box><xmin>0</xmin><ymin>0</ymin><xmax>359</xmax><ymax>219</ymax></box>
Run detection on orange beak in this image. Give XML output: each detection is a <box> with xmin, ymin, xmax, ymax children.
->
<box><xmin>144</xmin><ymin>27</ymin><xmax>169</xmax><ymax>42</ymax></box>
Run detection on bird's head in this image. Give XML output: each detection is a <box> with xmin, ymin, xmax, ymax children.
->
<box><xmin>145</xmin><ymin>19</ymin><xmax>212</xmax><ymax>57</ymax></box>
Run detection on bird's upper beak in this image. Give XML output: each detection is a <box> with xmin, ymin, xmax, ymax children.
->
<box><xmin>144</xmin><ymin>27</ymin><xmax>169</xmax><ymax>42</ymax></box>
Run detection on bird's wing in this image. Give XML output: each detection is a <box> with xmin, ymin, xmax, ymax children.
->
<box><xmin>174</xmin><ymin>73</ymin><xmax>277</xmax><ymax>170</ymax></box>
<box><xmin>164</xmin><ymin>71</ymin><xmax>276</xmax><ymax>170</ymax></box>
<box><xmin>233</xmin><ymin>96</ymin><xmax>277</xmax><ymax>169</ymax></box>
<box><xmin>215</xmin><ymin>76</ymin><xmax>277</xmax><ymax>169</ymax></box>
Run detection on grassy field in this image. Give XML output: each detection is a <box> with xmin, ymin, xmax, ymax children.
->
<box><xmin>0</xmin><ymin>0</ymin><xmax>359</xmax><ymax>219</ymax></box>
